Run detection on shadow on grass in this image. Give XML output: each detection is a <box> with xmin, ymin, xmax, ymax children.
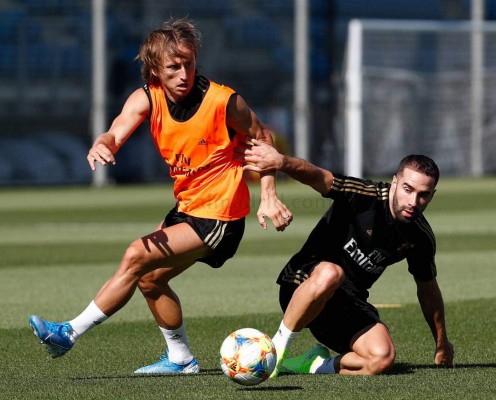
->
<box><xmin>238</xmin><ymin>386</ymin><xmax>303</xmax><ymax>392</ymax></box>
<box><xmin>69</xmin><ymin>363</ymin><xmax>495</xmax><ymax>381</ymax></box>
<box><xmin>70</xmin><ymin>368</ymin><xmax>225</xmax><ymax>380</ymax></box>
<box><xmin>387</xmin><ymin>362</ymin><xmax>496</xmax><ymax>375</ymax></box>
<box><xmin>70</xmin><ymin>373</ymin><xmax>303</xmax><ymax>392</ymax></box>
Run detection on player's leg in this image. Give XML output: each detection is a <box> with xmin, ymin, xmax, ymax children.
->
<box><xmin>282</xmin><ymin>323</ymin><xmax>394</xmax><ymax>376</ymax></box>
<box><xmin>282</xmin><ymin>289</ymin><xmax>395</xmax><ymax>376</ymax></box>
<box><xmin>29</xmin><ymin>222</ymin><xmax>210</xmax><ymax>358</ymax></box>
<box><xmin>135</xmin><ymin>220</ymin><xmax>199</xmax><ymax>330</ymax></box>
<box><xmin>134</xmin><ymin>216</ymin><xmax>245</xmax><ymax>373</ymax></box>
<box><xmin>334</xmin><ymin>323</ymin><xmax>395</xmax><ymax>375</ymax></box>
<box><xmin>93</xmin><ymin>222</ymin><xmax>210</xmax><ymax>316</ymax></box>
<box><xmin>282</xmin><ymin>261</ymin><xmax>344</xmax><ymax>331</ymax></box>
<box><xmin>133</xmin><ymin>264</ymin><xmax>200</xmax><ymax>374</ymax></box>
<box><xmin>138</xmin><ymin>264</ymin><xmax>192</xmax><ymax>329</ymax></box>
<box><xmin>270</xmin><ymin>261</ymin><xmax>344</xmax><ymax>376</ymax></box>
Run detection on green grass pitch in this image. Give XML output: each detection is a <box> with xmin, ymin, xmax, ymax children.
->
<box><xmin>0</xmin><ymin>178</ymin><xmax>495</xmax><ymax>399</ymax></box>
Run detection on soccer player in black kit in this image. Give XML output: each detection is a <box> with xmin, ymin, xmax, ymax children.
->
<box><xmin>243</xmin><ymin>139</ymin><xmax>455</xmax><ymax>376</ymax></box>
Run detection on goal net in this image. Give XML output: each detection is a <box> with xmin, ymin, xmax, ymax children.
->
<box><xmin>343</xmin><ymin>19</ymin><xmax>496</xmax><ymax>177</ymax></box>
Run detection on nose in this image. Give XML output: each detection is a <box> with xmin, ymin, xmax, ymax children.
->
<box><xmin>178</xmin><ymin>66</ymin><xmax>188</xmax><ymax>80</ymax></box>
<box><xmin>408</xmin><ymin>193</ymin><xmax>419</xmax><ymax>208</ymax></box>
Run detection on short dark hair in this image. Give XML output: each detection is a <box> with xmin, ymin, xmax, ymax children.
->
<box><xmin>396</xmin><ymin>154</ymin><xmax>440</xmax><ymax>185</ymax></box>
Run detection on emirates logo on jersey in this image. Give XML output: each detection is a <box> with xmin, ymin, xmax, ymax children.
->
<box><xmin>343</xmin><ymin>238</ymin><xmax>386</xmax><ymax>274</ymax></box>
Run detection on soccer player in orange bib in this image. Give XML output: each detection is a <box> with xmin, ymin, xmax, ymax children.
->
<box><xmin>29</xmin><ymin>18</ymin><xmax>292</xmax><ymax>374</ymax></box>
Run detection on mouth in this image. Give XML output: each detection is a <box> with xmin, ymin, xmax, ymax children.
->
<box><xmin>402</xmin><ymin>209</ymin><xmax>416</xmax><ymax>219</ymax></box>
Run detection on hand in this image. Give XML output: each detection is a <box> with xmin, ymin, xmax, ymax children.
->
<box><xmin>243</xmin><ymin>138</ymin><xmax>284</xmax><ymax>173</ymax></box>
<box><xmin>257</xmin><ymin>195</ymin><xmax>293</xmax><ymax>231</ymax></box>
<box><xmin>434</xmin><ymin>340</ymin><xmax>455</xmax><ymax>367</ymax></box>
<box><xmin>87</xmin><ymin>143</ymin><xmax>116</xmax><ymax>171</ymax></box>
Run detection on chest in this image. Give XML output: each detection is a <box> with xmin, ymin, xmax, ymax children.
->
<box><xmin>345</xmin><ymin>210</ymin><xmax>413</xmax><ymax>267</ymax></box>
<box><xmin>152</xmin><ymin>98</ymin><xmax>231</xmax><ymax>167</ymax></box>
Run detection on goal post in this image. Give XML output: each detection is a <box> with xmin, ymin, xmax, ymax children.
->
<box><xmin>343</xmin><ymin>19</ymin><xmax>496</xmax><ymax>178</ymax></box>
<box><xmin>344</xmin><ymin>20</ymin><xmax>363</xmax><ymax>178</ymax></box>
<box><xmin>91</xmin><ymin>0</ymin><xmax>108</xmax><ymax>187</ymax></box>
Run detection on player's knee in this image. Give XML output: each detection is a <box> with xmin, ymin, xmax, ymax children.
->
<box><xmin>313</xmin><ymin>262</ymin><xmax>344</xmax><ymax>295</ymax></box>
<box><xmin>368</xmin><ymin>346</ymin><xmax>395</xmax><ymax>375</ymax></box>
<box><xmin>304</xmin><ymin>262</ymin><xmax>344</xmax><ymax>303</ymax></box>
<box><xmin>121</xmin><ymin>241</ymin><xmax>147</xmax><ymax>277</ymax></box>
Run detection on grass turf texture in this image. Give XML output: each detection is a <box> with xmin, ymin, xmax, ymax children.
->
<box><xmin>1</xmin><ymin>178</ymin><xmax>495</xmax><ymax>399</ymax></box>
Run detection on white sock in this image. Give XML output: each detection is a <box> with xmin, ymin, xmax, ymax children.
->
<box><xmin>271</xmin><ymin>320</ymin><xmax>300</xmax><ymax>353</ymax></box>
<box><xmin>68</xmin><ymin>301</ymin><xmax>108</xmax><ymax>343</ymax></box>
<box><xmin>160</xmin><ymin>324</ymin><xmax>194</xmax><ymax>365</ymax></box>
<box><xmin>314</xmin><ymin>355</ymin><xmax>339</xmax><ymax>374</ymax></box>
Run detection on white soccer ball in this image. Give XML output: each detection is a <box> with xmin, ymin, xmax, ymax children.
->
<box><xmin>219</xmin><ymin>328</ymin><xmax>276</xmax><ymax>386</ymax></box>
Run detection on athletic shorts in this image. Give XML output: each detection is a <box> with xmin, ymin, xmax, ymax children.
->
<box><xmin>162</xmin><ymin>206</ymin><xmax>245</xmax><ymax>268</ymax></box>
<box><xmin>278</xmin><ymin>260</ymin><xmax>383</xmax><ymax>354</ymax></box>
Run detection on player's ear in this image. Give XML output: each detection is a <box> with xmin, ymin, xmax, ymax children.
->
<box><xmin>150</xmin><ymin>67</ymin><xmax>159</xmax><ymax>79</ymax></box>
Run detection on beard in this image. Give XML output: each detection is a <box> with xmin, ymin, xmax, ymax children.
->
<box><xmin>391</xmin><ymin>195</ymin><xmax>418</xmax><ymax>223</ymax></box>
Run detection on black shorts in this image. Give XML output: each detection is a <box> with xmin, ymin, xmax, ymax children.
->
<box><xmin>278</xmin><ymin>260</ymin><xmax>383</xmax><ymax>354</ymax></box>
<box><xmin>162</xmin><ymin>206</ymin><xmax>245</xmax><ymax>268</ymax></box>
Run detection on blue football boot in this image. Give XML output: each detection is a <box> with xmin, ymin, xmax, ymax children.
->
<box><xmin>29</xmin><ymin>315</ymin><xmax>73</xmax><ymax>358</ymax></box>
<box><xmin>134</xmin><ymin>352</ymin><xmax>199</xmax><ymax>374</ymax></box>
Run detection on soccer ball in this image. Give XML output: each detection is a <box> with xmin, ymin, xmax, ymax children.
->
<box><xmin>219</xmin><ymin>328</ymin><xmax>276</xmax><ymax>386</ymax></box>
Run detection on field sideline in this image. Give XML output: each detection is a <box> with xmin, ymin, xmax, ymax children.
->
<box><xmin>0</xmin><ymin>178</ymin><xmax>495</xmax><ymax>399</ymax></box>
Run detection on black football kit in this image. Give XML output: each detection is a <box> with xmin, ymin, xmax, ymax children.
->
<box><xmin>277</xmin><ymin>174</ymin><xmax>437</xmax><ymax>353</ymax></box>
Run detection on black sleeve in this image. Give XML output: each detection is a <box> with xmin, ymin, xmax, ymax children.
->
<box><xmin>406</xmin><ymin>218</ymin><xmax>437</xmax><ymax>281</ymax></box>
<box><xmin>324</xmin><ymin>174</ymin><xmax>388</xmax><ymax>210</ymax></box>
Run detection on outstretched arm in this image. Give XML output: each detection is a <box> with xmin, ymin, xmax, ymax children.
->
<box><xmin>87</xmin><ymin>88</ymin><xmax>150</xmax><ymax>171</ymax></box>
<box><xmin>227</xmin><ymin>94</ymin><xmax>292</xmax><ymax>231</ymax></box>
<box><xmin>244</xmin><ymin>139</ymin><xmax>334</xmax><ymax>196</ymax></box>
<box><xmin>415</xmin><ymin>277</ymin><xmax>455</xmax><ymax>367</ymax></box>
